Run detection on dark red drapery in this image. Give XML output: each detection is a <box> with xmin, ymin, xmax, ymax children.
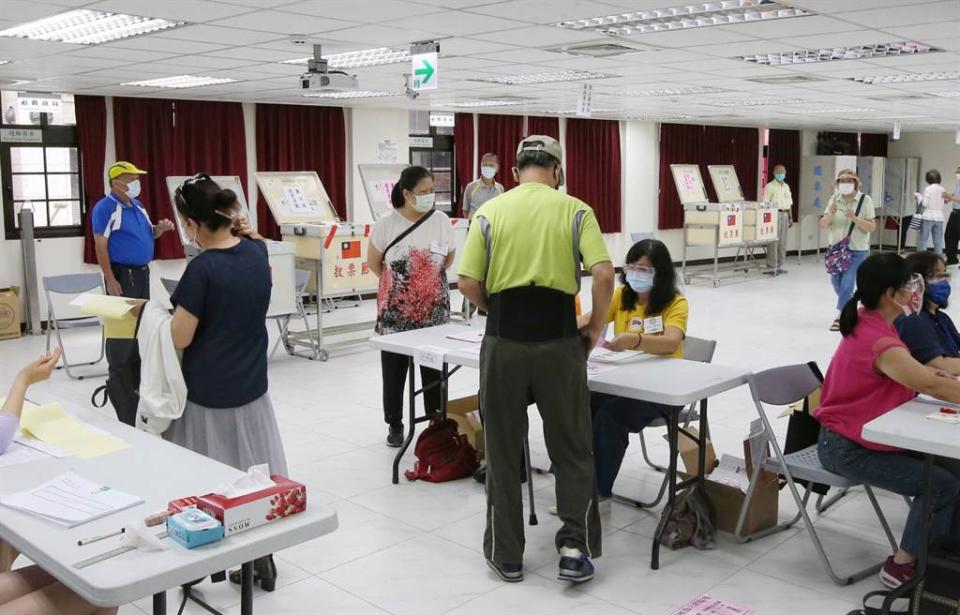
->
<box><xmin>526</xmin><ymin>116</ymin><xmax>560</xmax><ymax>140</ymax></box>
<box><xmin>767</xmin><ymin>129</ymin><xmax>802</xmax><ymax>222</ymax></box>
<box><xmin>566</xmin><ymin>118</ymin><xmax>622</xmax><ymax>233</ymax></box>
<box><xmin>454</xmin><ymin>112</ymin><xmax>474</xmax><ymax>216</ymax></box>
<box><xmin>76</xmin><ymin>95</ymin><xmax>106</xmax><ymax>264</ymax></box>
<box><xmin>477</xmin><ymin>114</ymin><xmax>524</xmax><ymax>191</ymax></box>
<box><xmin>859</xmin><ymin>132</ymin><xmax>889</xmax><ymax>157</ymax></box>
<box><xmin>657</xmin><ymin>124</ymin><xmax>760</xmax><ymax>230</ymax></box>
<box><xmin>112</xmin><ymin>97</ymin><xmax>247</xmax><ymax>259</ymax></box>
<box><xmin>255</xmin><ymin>104</ymin><xmax>346</xmax><ymax>240</ymax></box>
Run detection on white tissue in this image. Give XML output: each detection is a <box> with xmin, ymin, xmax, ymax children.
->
<box><xmin>120</xmin><ymin>520</ymin><xmax>168</xmax><ymax>552</ymax></box>
<box><xmin>213</xmin><ymin>464</ymin><xmax>275</xmax><ymax>498</ymax></box>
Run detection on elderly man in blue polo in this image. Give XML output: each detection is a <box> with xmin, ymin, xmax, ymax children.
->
<box><xmin>91</xmin><ymin>161</ymin><xmax>174</xmax><ymax>299</ymax></box>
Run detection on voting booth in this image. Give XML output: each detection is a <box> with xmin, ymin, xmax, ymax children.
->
<box><xmin>164</xmin><ymin>176</ymin><xmax>297</xmax><ymax>321</ymax></box>
<box><xmin>707</xmin><ymin>165</ymin><xmax>777</xmax><ymax>244</ymax></box>
<box><xmin>256</xmin><ymin>171</ymin><xmax>376</xmax><ymax>361</ymax></box>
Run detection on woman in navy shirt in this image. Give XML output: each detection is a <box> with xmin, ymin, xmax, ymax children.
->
<box><xmin>168</xmin><ymin>175</ymin><xmax>287</xmax><ymax>591</ymax></box>
<box><xmin>896</xmin><ymin>251</ymin><xmax>960</xmax><ymax>375</ymax></box>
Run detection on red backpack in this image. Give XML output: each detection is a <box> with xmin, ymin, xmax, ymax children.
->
<box><xmin>404</xmin><ymin>418</ymin><xmax>480</xmax><ymax>483</ymax></box>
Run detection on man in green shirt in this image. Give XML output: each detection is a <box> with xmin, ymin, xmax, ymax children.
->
<box><xmin>458</xmin><ymin>135</ymin><xmax>614</xmax><ymax>585</ymax></box>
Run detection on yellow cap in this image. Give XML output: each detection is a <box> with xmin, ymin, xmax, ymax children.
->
<box><xmin>108</xmin><ymin>161</ymin><xmax>147</xmax><ymax>180</ymax></box>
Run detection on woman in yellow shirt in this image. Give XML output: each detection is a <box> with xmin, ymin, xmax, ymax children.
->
<box><xmin>580</xmin><ymin>239</ymin><xmax>689</xmax><ymax>503</ymax></box>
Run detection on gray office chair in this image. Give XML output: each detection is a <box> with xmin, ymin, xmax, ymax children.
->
<box><xmin>632</xmin><ymin>336</ymin><xmax>717</xmax><ymax>508</ymax></box>
<box><xmin>270</xmin><ymin>268</ymin><xmax>313</xmax><ymax>358</ymax></box>
<box><xmin>42</xmin><ymin>273</ymin><xmax>107</xmax><ymax>380</ymax></box>
<box><xmin>735</xmin><ymin>363</ymin><xmax>898</xmax><ymax>586</ymax></box>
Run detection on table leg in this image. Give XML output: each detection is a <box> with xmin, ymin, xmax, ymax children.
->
<box><xmin>441</xmin><ymin>363</ymin><xmax>449</xmax><ymax>420</ymax></box>
<box><xmin>392</xmin><ymin>357</ymin><xmax>418</xmax><ymax>484</ymax></box>
<box><xmin>152</xmin><ymin>591</ymin><xmax>166</xmax><ymax>615</ymax></box>
<box><xmin>240</xmin><ymin>561</ymin><xmax>254</xmax><ymax>615</ymax></box>
<box><xmin>652</xmin><ymin>410</ymin><xmax>680</xmax><ymax>570</ymax></box>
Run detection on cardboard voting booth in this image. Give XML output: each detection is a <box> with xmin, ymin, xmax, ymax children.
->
<box><xmin>707</xmin><ymin>165</ymin><xmax>777</xmax><ymax>244</ymax></box>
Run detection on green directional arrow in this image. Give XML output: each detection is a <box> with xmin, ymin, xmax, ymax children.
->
<box><xmin>415</xmin><ymin>59</ymin><xmax>435</xmax><ymax>85</ymax></box>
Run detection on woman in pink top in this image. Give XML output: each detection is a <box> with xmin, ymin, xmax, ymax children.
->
<box><xmin>816</xmin><ymin>252</ymin><xmax>960</xmax><ymax>590</ymax></box>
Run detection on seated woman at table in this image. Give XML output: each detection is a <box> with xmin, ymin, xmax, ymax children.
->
<box><xmin>816</xmin><ymin>252</ymin><xmax>960</xmax><ymax>590</ymax></box>
<box><xmin>167</xmin><ymin>175</ymin><xmax>287</xmax><ymax>592</ymax></box>
<box><xmin>0</xmin><ymin>350</ymin><xmax>116</xmax><ymax>615</ymax></box>
<box><xmin>896</xmin><ymin>251</ymin><xmax>960</xmax><ymax>376</ymax></box>
<box><xmin>579</xmin><ymin>239</ymin><xmax>688</xmax><ymax>508</ymax></box>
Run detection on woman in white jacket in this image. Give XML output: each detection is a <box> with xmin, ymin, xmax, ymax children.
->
<box><xmin>916</xmin><ymin>169</ymin><xmax>948</xmax><ymax>256</ymax></box>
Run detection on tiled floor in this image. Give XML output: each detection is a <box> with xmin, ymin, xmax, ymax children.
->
<box><xmin>1</xmin><ymin>257</ymin><xmax>934</xmax><ymax>615</ymax></box>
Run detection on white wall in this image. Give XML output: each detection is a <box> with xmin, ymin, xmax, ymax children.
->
<box><xmin>889</xmin><ymin>131</ymin><xmax>960</xmax><ymax>188</ymax></box>
<box><xmin>348</xmin><ymin>107</ymin><xmax>410</xmax><ymax>224</ymax></box>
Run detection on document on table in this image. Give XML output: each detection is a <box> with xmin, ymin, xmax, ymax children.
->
<box><xmin>446</xmin><ymin>330</ymin><xmax>484</xmax><ymax>344</ymax></box>
<box><xmin>20</xmin><ymin>403</ymin><xmax>130</xmax><ymax>459</ymax></box>
<box><xmin>589</xmin><ymin>347</ymin><xmax>647</xmax><ymax>364</ymax></box>
<box><xmin>0</xmin><ymin>472</ymin><xmax>143</xmax><ymax>527</ymax></box>
<box><xmin>586</xmin><ymin>363</ymin><xmax>619</xmax><ymax>378</ymax></box>
<box><xmin>0</xmin><ymin>441</ymin><xmax>52</xmax><ymax>468</ymax></box>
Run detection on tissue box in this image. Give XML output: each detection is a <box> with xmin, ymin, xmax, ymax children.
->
<box><xmin>166</xmin><ymin>509</ymin><xmax>224</xmax><ymax>549</ymax></box>
<box><xmin>197</xmin><ymin>475</ymin><xmax>306</xmax><ymax>536</ymax></box>
<box><xmin>168</xmin><ymin>496</ymin><xmax>200</xmax><ymax>514</ymax></box>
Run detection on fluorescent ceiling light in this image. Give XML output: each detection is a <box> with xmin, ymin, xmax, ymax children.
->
<box><xmin>280</xmin><ymin>47</ymin><xmax>409</xmax><ymax>69</ymax></box>
<box><xmin>851</xmin><ymin>71</ymin><xmax>960</xmax><ymax>84</ymax></box>
<box><xmin>303</xmin><ymin>91</ymin><xmax>401</xmax><ymax>99</ymax></box>
<box><xmin>934</xmin><ymin>91</ymin><xmax>960</xmax><ymax>97</ymax></box>
<box><xmin>0</xmin><ymin>60</ymin><xmax>10</xmax><ymax>66</ymax></box>
<box><xmin>555</xmin><ymin>1</ymin><xmax>811</xmax><ymax>36</ymax></box>
<box><xmin>435</xmin><ymin>98</ymin><xmax>528</xmax><ymax>108</ymax></box>
<box><xmin>539</xmin><ymin>108</ymin><xmax>613</xmax><ymax>115</ymax></box>
<box><xmin>740</xmin><ymin>41</ymin><xmax>942</xmax><ymax>66</ymax></box>
<box><xmin>0</xmin><ymin>9</ymin><xmax>184</xmax><ymax>45</ymax></box>
<box><xmin>624</xmin><ymin>114</ymin><xmax>693</xmax><ymax>121</ymax></box>
<box><xmin>625</xmin><ymin>85</ymin><xmax>727</xmax><ymax>96</ymax></box>
<box><xmin>708</xmin><ymin>98</ymin><xmax>804</xmax><ymax>107</ymax></box>
<box><xmin>473</xmin><ymin>70</ymin><xmax>616</xmax><ymax>85</ymax></box>
<box><xmin>121</xmin><ymin>75</ymin><xmax>236</xmax><ymax>89</ymax></box>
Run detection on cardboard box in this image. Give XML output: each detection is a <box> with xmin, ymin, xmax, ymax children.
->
<box><xmin>0</xmin><ymin>287</ymin><xmax>21</xmax><ymax>340</ymax></box>
<box><xmin>197</xmin><ymin>475</ymin><xmax>306</xmax><ymax>536</ymax></box>
<box><xmin>447</xmin><ymin>395</ymin><xmax>484</xmax><ymax>459</ymax></box>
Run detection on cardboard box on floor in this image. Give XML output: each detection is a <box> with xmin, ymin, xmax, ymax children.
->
<box><xmin>0</xmin><ymin>287</ymin><xmax>21</xmax><ymax>340</ymax></box>
<box><xmin>447</xmin><ymin>395</ymin><xmax>484</xmax><ymax>459</ymax></box>
<box><xmin>673</xmin><ymin>427</ymin><xmax>778</xmax><ymax>535</ymax></box>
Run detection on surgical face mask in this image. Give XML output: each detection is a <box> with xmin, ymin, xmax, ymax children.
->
<box><xmin>929</xmin><ymin>279</ymin><xmax>951</xmax><ymax>308</ymax></box>
<box><xmin>480</xmin><ymin>166</ymin><xmax>496</xmax><ymax>180</ymax></box>
<box><xmin>125</xmin><ymin>179</ymin><xmax>141</xmax><ymax>199</ymax></box>
<box><xmin>412</xmin><ymin>192</ymin><xmax>435</xmax><ymax>213</ymax></box>
<box><xmin>774</xmin><ymin>172</ymin><xmax>786</xmax><ymax>182</ymax></box>
<box><xmin>838</xmin><ymin>181</ymin><xmax>855</xmax><ymax>196</ymax></box>
<box><xmin>625</xmin><ymin>271</ymin><xmax>654</xmax><ymax>294</ymax></box>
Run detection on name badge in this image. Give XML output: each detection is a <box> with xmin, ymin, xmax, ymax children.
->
<box><xmin>431</xmin><ymin>241</ymin><xmax>449</xmax><ymax>257</ymax></box>
<box><xmin>629</xmin><ymin>317</ymin><xmax>644</xmax><ymax>332</ymax></box>
<box><xmin>643</xmin><ymin>316</ymin><xmax>664</xmax><ymax>335</ymax></box>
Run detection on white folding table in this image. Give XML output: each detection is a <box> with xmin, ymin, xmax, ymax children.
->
<box><xmin>0</xmin><ymin>399</ymin><xmax>338</xmax><ymax>615</ymax></box>
<box><xmin>862</xmin><ymin>400</ymin><xmax>960</xmax><ymax>615</ymax></box>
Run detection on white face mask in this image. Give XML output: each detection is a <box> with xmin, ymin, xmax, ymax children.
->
<box><xmin>125</xmin><ymin>179</ymin><xmax>142</xmax><ymax>199</ymax></box>
<box><xmin>480</xmin><ymin>166</ymin><xmax>496</xmax><ymax>180</ymax></box>
<box><xmin>838</xmin><ymin>182</ymin><xmax>855</xmax><ymax>196</ymax></box>
<box><xmin>412</xmin><ymin>192</ymin><xmax>435</xmax><ymax>213</ymax></box>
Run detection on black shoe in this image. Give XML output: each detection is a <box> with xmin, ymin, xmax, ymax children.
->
<box><xmin>228</xmin><ymin>555</ymin><xmax>278</xmax><ymax>592</ymax></box>
<box><xmin>558</xmin><ymin>548</ymin><xmax>595</xmax><ymax>583</ymax></box>
<box><xmin>386</xmin><ymin>424</ymin><xmax>404</xmax><ymax>448</ymax></box>
<box><xmin>486</xmin><ymin>559</ymin><xmax>523</xmax><ymax>583</ymax></box>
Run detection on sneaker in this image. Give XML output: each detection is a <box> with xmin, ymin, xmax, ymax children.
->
<box><xmin>879</xmin><ymin>556</ymin><xmax>915</xmax><ymax>589</ymax></box>
<box><xmin>558</xmin><ymin>547</ymin><xmax>595</xmax><ymax>583</ymax></box>
<box><xmin>776</xmin><ymin>268</ymin><xmax>788</xmax><ymax>275</ymax></box>
<box><xmin>386</xmin><ymin>424</ymin><xmax>404</xmax><ymax>448</ymax></box>
<box><xmin>486</xmin><ymin>559</ymin><xmax>523</xmax><ymax>583</ymax></box>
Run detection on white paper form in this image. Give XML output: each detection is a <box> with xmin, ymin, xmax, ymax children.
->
<box><xmin>0</xmin><ymin>472</ymin><xmax>143</xmax><ymax>527</ymax></box>
<box><xmin>0</xmin><ymin>442</ymin><xmax>51</xmax><ymax>468</ymax></box>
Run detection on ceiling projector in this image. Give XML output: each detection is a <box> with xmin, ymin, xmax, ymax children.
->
<box><xmin>300</xmin><ymin>44</ymin><xmax>359</xmax><ymax>93</ymax></box>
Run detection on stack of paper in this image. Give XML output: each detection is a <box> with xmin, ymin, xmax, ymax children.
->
<box><xmin>446</xmin><ymin>330</ymin><xmax>484</xmax><ymax>344</ymax></box>
<box><xmin>20</xmin><ymin>403</ymin><xmax>130</xmax><ymax>459</ymax></box>
<box><xmin>589</xmin><ymin>347</ymin><xmax>647</xmax><ymax>364</ymax></box>
<box><xmin>69</xmin><ymin>293</ymin><xmax>138</xmax><ymax>339</ymax></box>
<box><xmin>0</xmin><ymin>472</ymin><xmax>143</xmax><ymax>527</ymax></box>
<box><xmin>0</xmin><ymin>442</ymin><xmax>51</xmax><ymax>469</ymax></box>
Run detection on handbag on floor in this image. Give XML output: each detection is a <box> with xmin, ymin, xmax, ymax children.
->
<box><xmin>824</xmin><ymin>195</ymin><xmax>866</xmax><ymax>275</ymax></box>
<box><xmin>658</xmin><ymin>483</ymin><xmax>715</xmax><ymax>550</ymax></box>
<box><xmin>404</xmin><ymin>418</ymin><xmax>479</xmax><ymax>483</ymax></box>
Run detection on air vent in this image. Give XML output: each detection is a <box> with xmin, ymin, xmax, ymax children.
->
<box><xmin>746</xmin><ymin>74</ymin><xmax>828</xmax><ymax>84</ymax></box>
<box><xmin>546</xmin><ymin>40</ymin><xmax>653</xmax><ymax>58</ymax></box>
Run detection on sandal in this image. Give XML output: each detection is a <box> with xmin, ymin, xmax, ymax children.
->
<box><xmin>830</xmin><ymin>319</ymin><xmax>840</xmax><ymax>332</ymax></box>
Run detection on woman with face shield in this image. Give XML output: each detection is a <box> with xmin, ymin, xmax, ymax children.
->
<box><xmin>815</xmin><ymin>252</ymin><xmax>960</xmax><ymax>590</ymax></box>
<box><xmin>895</xmin><ymin>252</ymin><xmax>960</xmax><ymax>376</ymax></box>
<box><xmin>820</xmin><ymin>169</ymin><xmax>877</xmax><ymax>331</ymax></box>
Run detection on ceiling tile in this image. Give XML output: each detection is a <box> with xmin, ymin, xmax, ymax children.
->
<box><xmin>85</xmin><ymin>0</ymin><xmax>254</xmax><ymax>22</ymax></box>
<box><xmin>316</xmin><ymin>24</ymin><xmax>443</xmax><ymax>47</ymax></box>
<box><xmin>281</xmin><ymin>0</ymin><xmax>438</xmax><ymax>23</ymax></box>
<box><xmin>464</xmin><ymin>0</ymin><xmax>626</xmax><ymax>24</ymax></box>
<box><xmin>436</xmin><ymin>37</ymin><xmax>520</xmax><ymax>57</ymax></box>
<box><xmin>152</xmin><ymin>24</ymin><xmax>286</xmax><ymax>45</ymax></box>
<box><xmin>627</xmin><ymin>28</ymin><xmax>757</xmax><ymax>49</ymax></box>
<box><xmin>0</xmin><ymin>1</ymin><xmax>72</xmax><ymax>23</ymax></box>
<box><xmin>200</xmin><ymin>46</ymin><xmax>309</xmax><ymax>62</ymax></box>
<box><xmin>475</xmin><ymin>47</ymin><xmax>572</xmax><ymax>64</ymax></box>
<box><xmin>393</xmin><ymin>11</ymin><xmax>529</xmax><ymax>37</ymax></box>
<box><xmin>469</xmin><ymin>25</ymin><xmax>604</xmax><ymax>47</ymax></box>
<box><xmin>833</xmin><ymin>1</ymin><xmax>960</xmax><ymax>28</ymax></box>
<box><xmin>789</xmin><ymin>0</ymin><xmax>931</xmax><ymax>12</ymax></box>
<box><xmin>63</xmin><ymin>47</ymin><xmax>177</xmax><ymax>63</ymax></box>
<box><xmin>715</xmin><ymin>15</ymin><xmax>860</xmax><ymax>40</ymax></box>
<box><xmin>210</xmin><ymin>11</ymin><xmax>358</xmax><ymax>35</ymax></box>
<box><xmin>96</xmin><ymin>37</ymin><xmax>230</xmax><ymax>55</ymax></box>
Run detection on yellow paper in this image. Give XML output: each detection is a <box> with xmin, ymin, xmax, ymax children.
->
<box><xmin>20</xmin><ymin>403</ymin><xmax>130</xmax><ymax>459</ymax></box>
<box><xmin>78</xmin><ymin>295</ymin><xmax>135</xmax><ymax>320</ymax></box>
<box><xmin>103</xmin><ymin>312</ymin><xmax>138</xmax><ymax>340</ymax></box>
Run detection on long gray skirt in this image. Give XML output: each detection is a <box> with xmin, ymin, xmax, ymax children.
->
<box><xmin>165</xmin><ymin>393</ymin><xmax>289</xmax><ymax>477</ymax></box>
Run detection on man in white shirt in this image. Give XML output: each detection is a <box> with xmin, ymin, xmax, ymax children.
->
<box><xmin>763</xmin><ymin>164</ymin><xmax>793</xmax><ymax>275</ymax></box>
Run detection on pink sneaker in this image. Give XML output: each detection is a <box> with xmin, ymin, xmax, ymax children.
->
<box><xmin>879</xmin><ymin>556</ymin><xmax>915</xmax><ymax>589</ymax></box>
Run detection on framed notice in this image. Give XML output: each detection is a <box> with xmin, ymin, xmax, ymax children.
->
<box><xmin>165</xmin><ymin>175</ymin><xmax>249</xmax><ymax>248</ymax></box>
<box><xmin>255</xmin><ymin>171</ymin><xmax>338</xmax><ymax>225</ymax></box>
<box><xmin>358</xmin><ymin>164</ymin><xmax>408</xmax><ymax>220</ymax></box>
<box><xmin>707</xmin><ymin>165</ymin><xmax>745</xmax><ymax>202</ymax></box>
<box><xmin>670</xmin><ymin>164</ymin><xmax>708</xmax><ymax>204</ymax></box>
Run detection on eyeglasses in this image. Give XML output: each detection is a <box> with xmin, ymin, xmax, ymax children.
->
<box><xmin>930</xmin><ymin>272</ymin><xmax>951</xmax><ymax>282</ymax></box>
<box><xmin>624</xmin><ymin>264</ymin><xmax>655</xmax><ymax>275</ymax></box>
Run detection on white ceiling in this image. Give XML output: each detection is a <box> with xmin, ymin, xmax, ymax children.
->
<box><xmin>0</xmin><ymin>0</ymin><xmax>958</xmax><ymax>132</ymax></box>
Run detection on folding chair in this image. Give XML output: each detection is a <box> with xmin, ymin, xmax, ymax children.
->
<box><xmin>43</xmin><ymin>273</ymin><xmax>107</xmax><ymax>380</ymax></box>
<box><xmin>736</xmin><ymin>363</ymin><xmax>899</xmax><ymax>586</ymax></box>
<box><xmin>630</xmin><ymin>336</ymin><xmax>717</xmax><ymax>508</ymax></box>
<box><xmin>269</xmin><ymin>268</ymin><xmax>313</xmax><ymax>358</ymax></box>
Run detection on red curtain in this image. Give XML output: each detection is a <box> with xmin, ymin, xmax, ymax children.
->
<box><xmin>768</xmin><ymin>129</ymin><xmax>802</xmax><ymax>221</ymax></box>
<box><xmin>526</xmin><ymin>116</ymin><xmax>560</xmax><ymax>140</ymax></box>
<box><xmin>255</xmin><ymin>104</ymin><xmax>346</xmax><ymax>240</ymax></box>
<box><xmin>859</xmin><ymin>133</ymin><xmax>889</xmax><ymax>157</ymax></box>
<box><xmin>76</xmin><ymin>95</ymin><xmax>106</xmax><ymax>264</ymax></box>
<box><xmin>454</xmin><ymin>112</ymin><xmax>474</xmax><ymax>216</ymax></box>
<box><xmin>657</xmin><ymin>124</ymin><xmax>760</xmax><ymax>230</ymax></box>
<box><xmin>113</xmin><ymin>98</ymin><xmax>247</xmax><ymax>259</ymax></box>
<box><xmin>566</xmin><ymin>118</ymin><xmax>622</xmax><ymax>233</ymax></box>
<box><xmin>477</xmin><ymin>114</ymin><xmax>524</xmax><ymax>191</ymax></box>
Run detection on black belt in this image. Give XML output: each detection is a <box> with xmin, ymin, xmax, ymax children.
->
<box><xmin>485</xmin><ymin>286</ymin><xmax>578</xmax><ymax>342</ymax></box>
<box><xmin>111</xmin><ymin>263</ymin><xmax>149</xmax><ymax>271</ymax></box>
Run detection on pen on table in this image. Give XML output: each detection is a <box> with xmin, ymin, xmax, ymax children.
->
<box><xmin>77</xmin><ymin>528</ymin><xmax>124</xmax><ymax>546</ymax></box>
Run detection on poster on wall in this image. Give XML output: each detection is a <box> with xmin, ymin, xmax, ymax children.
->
<box><xmin>670</xmin><ymin>164</ymin><xmax>709</xmax><ymax>204</ymax></box>
<box><xmin>707</xmin><ymin>165</ymin><xmax>745</xmax><ymax>202</ymax></box>
<box><xmin>166</xmin><ymin>175</ymin><xmax>249</xmax><ymax>248</ymax></box>
<box><xmin>359</xmin><ymin>164</ymin><xmax>408</xmax><ymax>220</ymax></box>
<box><xmin>255</xmin><ymin>171</ymin><xmax>338</xmax><ymax>225</ymax></box>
